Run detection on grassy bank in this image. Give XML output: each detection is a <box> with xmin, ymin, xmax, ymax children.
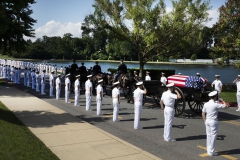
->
<box><xmin>221</xmin><ymin>89</ymin><xmax>236</xmax><ymax>102</ymax></box>
<box><xmin>0</xmin><ymin>102</ymin><xmax>59</xmax><ymax>160</ymax></box>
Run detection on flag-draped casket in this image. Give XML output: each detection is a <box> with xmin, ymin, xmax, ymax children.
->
<box><xmin>167</xmin><ymin>75</ymin><xmax>208</xmax><ymax>89</ymax></box>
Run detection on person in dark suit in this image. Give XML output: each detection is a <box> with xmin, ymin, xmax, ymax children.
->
<box><xmin>114</xmin><ymin>59</ymin><xmax>127</xmax><ymax>82</ymax></box>
<box><xmin>92</xmin><ymin>61</ymin><xmax>102</xmax><ymax>76</ymax></box>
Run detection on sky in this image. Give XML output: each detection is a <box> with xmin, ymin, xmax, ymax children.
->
<box><xmin>28</xmin><ymin>0</ymin><xmax>227</xmax><ymax>41</ymax></box>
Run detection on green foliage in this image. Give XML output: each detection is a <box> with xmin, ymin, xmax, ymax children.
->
<box><xmin>190</xmin><ymin>54</ymin><xmax>197</xmax><ymax>61</ymax></box>
<box><xmin>0</xmin><ymin>102</ymin><xmax>59</xmax><ymax>160</ymax></box>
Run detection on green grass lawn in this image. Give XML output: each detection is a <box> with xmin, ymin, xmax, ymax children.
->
<box><xmin>221</xmin><ymin>90</ymin><xmax>236</xmax><ymax>102</ymax></box>
<box><xmin>0</xmin><ymin>102</ymin><xmax>59</xmax><ymax>160</ymax></box>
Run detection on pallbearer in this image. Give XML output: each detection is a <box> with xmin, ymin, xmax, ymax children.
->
<box><xmin>160</xmin><ymin>83</ymin><xmax>181</xmax><ymax>142</ymax></box>
<box><xmin>74</xmin><ymin>75</ymin><xmax>80</xmax><ymax>106</ymax></box>
<box><xmin>133</xmin><ymin>81</ymin><xmax>147</xmax><ymax>129</ymax></box>
<box><xmin>65</xmin><ymin>74</ymin><xmax>71</xmax><ymax>103</ymax></box>
<box><xmin>112</xmin><ymin>81</ymin><xmax>120</xmax><ymax>122</ymax></box>
<box><xmin>49</xmin><ymin>71</ymin><xmax>55</xmax><ymax>97</ymax></box>
<box><xmin>160</xmin><ymin>72</ymin><xmax>167</xmax><ymax>86</ymax></box>
<box><xmin>96</xmin><ymin>79</ymin><xmax>103</xmax><ymax>115</ymax></box>
<box><xmin>41</xmin><ymin>70</ymin><xmax>46</xmax><ymax>95</ymax></box>
<box><xmin>145</xmin><ymin>71</ymin><xmax>151</xmax><ymax>81</ymax></box>
<box><xmin>211</xmin><ymin>75</ymin><xmax>222</xmax><ymax>101</ymax></box>
<box><xmin>55</xmin><ymin>74</ymin><xmax>61</xmax><ymax>100</ymax></box>
<box><xmin>202</xmin><ymin>91</ymin><xmax>228</xmax><ymax>156</ymax></box>
<box><xmin>85</xmin><ymin>75</ymin><xmax>92</xmax><ymax>111</ymax></box>
<box><xmin>233</xmin><ymin>75</ymin><xmax>240</xmax><ymax>111</ymax></box>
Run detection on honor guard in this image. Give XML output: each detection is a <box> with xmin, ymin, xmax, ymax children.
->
<box><xmin>65</xmin><ymin>74</ymin><xmax>71</xmax><ymax>103</ymax></box>
<box><xmin>211</xmin><ymin>75</ymin><xmax>222</xmax><ymax>101</ymax></box>
<box><xmin>233</xmin><ymin>75</ymin><xmax>240</xmax><ymax>111</ymax></box>
<box><xmin>31</xmin><ymin>70</ymin><xmax>35</xmax><ymax>89</ymax></box>
<box><xmin>85</xmin><ymin>75</ymin><xmax>93</xmax><ymax>111</ymax></box>
<box><xmin>202</xmin><ymin>91</ymin><xmax>228</xmax><ymax>156</ymax></box>
<box><xmin>55</xmin><ymin>74</ymin><xmax>61</xmax><ymax>100</ymax></box>
<box><xmin>49</xmin><ymin>71</ymin><xmax>55</xmax><ymax>97</ymax></box>
<box><xmin>160</xmin><ymin>83</ymin><xmax>181</xmax><ymax>142</ymax></box>
<box><xmin>96</xmin><ymin>79</ymin><xmax>103</xmax><ymax>116</ymax></box>
<box><xmin>41</xmin><ymin>70</ymin><xmax>46</xmax><ymax>95</ymax></box>
<box><xmin>27</xmin><ymin>69</ymin><xmax>31</xmax><ymax>87</ymax></box>
<box><xmin>112</xmin><ymin>81</ymin><xmax>120</xmax><ymax>122</ymax></box>
<box><xmin>74</xmin><ymin>75</ymin><xmax>80</xmax><ymax>106</ymax></box>
<box><xmin>133</xmin><ymin>81</ymin><xmax>147</xmax><ymax>129</ymax></box>
<box><xmin>24</xmin><ymin>68</ymin><xmax>27</xmax><ymax>86</ymax></box>
<box><xmin>160</xmin><ymin>72</ymin><xmax>167</xmax><ymax>86</ymax></box>
<box><xmin>145</xmin><ymin>71</ymin><xmax>151</xmax><ymax>81</ymax></box>
<box><xmin>35</xmin><ymin>71</ymin><xmax>40</xmax><ymax>92</ymax></box>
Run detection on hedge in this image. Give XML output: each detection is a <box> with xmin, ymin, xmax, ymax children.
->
<box><xmin>108</xmin><ymin>68</ymin><xmax>175</xmax><ymax>81</ymax></box>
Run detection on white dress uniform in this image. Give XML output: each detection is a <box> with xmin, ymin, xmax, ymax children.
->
<box><xmin>133</xmin><ymin>88</ymin><xmax>144</xmax><ymax>129</ymax></box>
<box><xmin>17</xmin><ymin>68</ymin><xmax>21</xmax><ymax>84</ymax></box>
<box><xmin>85</xmin><ymin>79</ymin><xmax>92</xmax><ymax>111</ymax></box>
<box><xmin>41</xmin><ymin>72</ymin><xmax>46</xmax><ymax>94</ymax></box>
<box><xmin>161</xmin><ymin>77</ymin><xmax>167</xmax><ymax>86</ymax></box>
<box><xmin>161</xmin><ymin>90</ymin><xmax>177</xmax><ymax>141</ymax></box>
<box><xmin>24</xmin><ymin>69</ymin><xmax>27</xmax><ymax>86</ymax></box>
<box><xmin>74</xmin><ymin>79</ymin><xmax>80</xmax><ymax>106</ymax></box>
<box><xmin>145</xmin><ymin>75</ymin><xmax>151</xmax><ymax>81</ymax></box>
<box><xmin>235</xmin><ymin>79</ymin><xmax>240</xmax><ymax>111</ymax></box>
<box><xmin>96</xmin><ymin>84</ymin><xmax>103</xmax><ymax>115</ymax></box>
<box><xmin>55</xmin><ymin>77</ymin><xmax>61</xmax><ymax>100</ymax></box>
<box><xmin>202</xmin><ymin>100</ymin><xmax>226</xmax><ymax>156</ymax></box>
<box><xmin>35</xmin><ymin>73</ymin><xmax>40</xmax><ymax>92</ymax></box>
<box><xmin>49</xmin><ymin>73</ymin><xmax>54</xmax><ymax>96</ymax></box>
<box><xmin>31</xmin><ymin>71</ymin><xmax>35</xmax><ymax>89</ymax></box>
<box><xmin>65</xmin><ymin>77</ymin><xmax>71</xmax><ymax>103</ymax></box>
<box><xmin>27</xmin><ymin>70</ymin><xmax>31</xmax><ymax>87</ymax></box>
<box><xmin>112</xmin><ymin>87</ymin><xmax>120</xmax><ymax>121</ymax></box>
<box><xmin>211</xmin><ymin>79</ymin><xmax>222</xmax><ymax>100</ymax></box>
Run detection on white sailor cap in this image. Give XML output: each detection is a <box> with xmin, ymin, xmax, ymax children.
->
<box><xmin>238</xmin><ymin>75</ymin><xmax>240</xmax><ymax>77</ymax></box>
<box><xmin>166</xmin><ymin>83</ymin><xmax>174</xmax><ymax>87</ymax></box>
<box><xmin>98</xmin><ymin>79</ymin><xmax>103</xmax><ymax>83</ymax></box>
<box><xmin>134</xmin><ymin>71</ymin><xmax>137</xmax><ymax>73</ymax></box>
<box><xmin>57</xmin><ymin>74</ymin><xmax>61</xmax><ymax>76</ymax></box>
<box><xmin>113</xmin><ymin>81</ymin><xmax>120</xmax><ymax>85</ymax></box>
<box><xmin>87</xmin><ymin>75</ymin><xmax>92</xmax><ymax>78</ymax></box>
<box><xmin>66</xmin><ymin>73</ymin><xmax>70</xmax><ymax>76</ymax></box>
<box><xmin>136</xmin><ymin>82</ymin><xmax>143</xmax><ymax>86</ymax></box>
<box><xmin>162</xmin><ymin>72</ymin><xmax>165</xmax><ymax>74</ymax></box>
<box><xmin>215</xmin><ymin>75</ymin><xmax>220</xmax><ymax>77</ymax></box>
<box><xmin>146</xmin><ymin>71</ymin><xmax>150</xmax><ymax>73</ymax></box>
<box><xmin>196</xmin><ymin>73</ymin><xmax>200</xmax><ymax>75</ymax></box>
<box><xmin>178</xmin><ymin>73</ymin><xmax>182</xmax><ymax>75</ymax></box>
<box><xmin>76</xmin><ymin>75</ymin><xmax>80</xmax><ymax>78</ymax></box>
<box><xmin>208</xmin><ymin>91</ymin><xmax>218</xmax><ymax>97</ymax></box>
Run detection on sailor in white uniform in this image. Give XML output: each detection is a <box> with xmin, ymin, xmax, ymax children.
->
<box><xmin>202</xmin><ymin>91</ymin><xmax>228</xmax><ymax>156</ymax></box>
<box><xmin>112</xmin><ymin>81</ymin><xmax>120</xmax><ymax>122</ymax></box>
<box><xmin>145</xmin><ymin>71</ymin><xmax>151</xmax><ymax>81</ymax></box>
<box><xmin>31</xmin><ymin>70</ymin><xmax>35</xmax><ymax>89</ymax></box>
<box><xmin>27</xmin><ymin>69</ymin><xmax>31</xmax><ymax>87</ymax></box>
<box><xmin>49</xmin><ymin>71</ymin><xmax>55</xmax><ymax>97</ymax></box>
<box><xmin>211</xmin><ymin>75</ymin><xmax>222</xmax><ymax>101</ymax></box>
<box><xmin>133</xmin><ymin>81</ymin><xmax>147</xmax><ymax>129</ymax></box>
<box><xmin>41</xmin><ymin>70</ymin><xmax>46</xmax><ymax>94</ymax></box>
<box><xmin>65</xmin><ymin>74</ymin><xmax>71</xmax><ymax>103</ymax></box>
<box><xmin>160</xmin><ymin>72</ymin><xmax>167</xmax><ymax>86</ymax></box>
<box><xmin>85</xmin><ymin>75</ymin><xmax>93</xmax><ymax>111</ymax></box>
<box><xmin>74</xmin><ymin>75</ymin><xmax>80</xmax><ymax>106</ymax></box>
<box><xmin>55</xmin><ymin>74</ymin><xmax>61</xmax><ymax>100</ymax></box>
<box><xmin>233</xmin><ymin>75</ymin><xmax>240</xmax><ymax>111</ymax></box>
<box><xmin>160</xmin><ymin>83</ymin><xmax>181</xmax><ymax>142</ymax></box>
<box><xmin>96</xmin><ymin>79</ymin><xmax>104</xmax><ymax>115</ymax></box>
<box><xmin>35</xmin><ymin>71</ymin><xmax>40</xmax><ymax>92</ymax></box>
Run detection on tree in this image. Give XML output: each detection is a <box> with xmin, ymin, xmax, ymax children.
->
<box><xmin>82</xmin><ymin>0</ymin><xmax>211</xmax><ymax>76</ymax></box>
<box><xmin>0</xmin><ymin>0</ymin><xmax>36</xmax><ymax>55</ymax></box>
<box><xmin>190</xmin><ymin>54</ymin><xmax>197</xmax><ymax>62</ymax></box>
<box><xmin>212</xmin><ymin>0</ymin><xmax>240</xmax><ymax>66</ymax></box>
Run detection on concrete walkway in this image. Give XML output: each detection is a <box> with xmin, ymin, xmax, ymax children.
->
<box><xmin>0</xmin><ymin>85</ymin><xmax>162</xmax><ymax>160</ymax></box>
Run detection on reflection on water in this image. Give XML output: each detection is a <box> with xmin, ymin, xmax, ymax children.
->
<box><xmin>52</xmin><ymin>61</ymin><xmax>238</xmax><ymax>83</ymax></box>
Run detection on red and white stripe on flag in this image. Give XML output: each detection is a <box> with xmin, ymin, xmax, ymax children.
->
<box><xmin>167</xmin><ymin>75</ymin><xmax>189</xmax><ymax>88</ymax></box>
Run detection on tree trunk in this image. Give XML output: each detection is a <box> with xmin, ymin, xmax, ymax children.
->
<box><xmin>139</xmin><ymin>56</ymin><xmax>144</xmax><ymax>78</ymax></box>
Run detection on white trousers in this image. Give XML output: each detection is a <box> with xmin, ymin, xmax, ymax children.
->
<box><xmin>56</xmin><ymin>87</ymin><xmax>60</xmax><ymax>100</ymax></box>
<box><xmin>113</xmin><ymin>99</ymin><xmax>119</xmax><ymax>121</ymax></box>
<box><xmin>205</xmin><ymin>120</ymin><xmax>218</xmax><ymax>155</ymax></box>
<box><xmin>41</xmin><ymin>83</ymin><xmax>45</xmax><ymax>94</ymax></box>
<box><xmin>65</xmin><ymin>87</ymin><xmax>70</xmax><ymax>103</ymax></box>
<box><xmin>32</xmin><ymin>78</ymin><xmax>35</xmax><ymax>89</ymax></box>
<box><xmin>75</xmin><ymin>89</ymin><xmax>80</xmax><ymax>106</ymax></box>
<box><xmin>164</xmin><ymin>107</ymin><xmax>174</xmax><ymax>140</ymax></box>
<box><xmin>27</xmin><ymin>76</ymin><xmax>30</xmax><ymax>87</ymax></box>
<box><xmin>36</xmin><ymin>82</ymin><xmax>40</xmax><ymax>92</ymax></box>
<box><xmin>237</xmin><ymin>93</ymin><xmax>240</xmax><ymax>109</ymax></box>
<box><xmin>24</xmin><ymin>76</ymin><xmax>27</xmax><ymax>86</ymax></box>
<box><xmin>96</xmin><ymin>96</ymin><xmax>102</xmax><ymax>115</ymax></box>
<box><xmin>134</xmin><ymin>102</ymin><xmax>142</xmax><ymax>129</ymax></box>
<box><xmin>49</xmin><ymin>83</ymin><xmax>53</xmax><ymax>96</ymax></box>
<box><xmin>85</xmin><ymin>91</ymin><xmax>92</xmax><ymax>111</ymax></box>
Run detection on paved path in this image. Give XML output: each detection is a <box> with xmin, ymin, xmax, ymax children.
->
<box><xmin>0</xmin><ymin>84</ymin><xmax>161</xmax><ymax>160</ymax></box>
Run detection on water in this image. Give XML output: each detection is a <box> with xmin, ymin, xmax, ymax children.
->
<box><xmin>49</xmin><ymin>61</ymin><xmax>238</xmax><ymax>83</ymax></box>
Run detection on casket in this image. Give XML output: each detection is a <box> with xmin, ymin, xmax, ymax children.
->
<box><xmin>167</xmin><ymin>75</ymin><xmax>208</xmax><ymax>89</ymax></box>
